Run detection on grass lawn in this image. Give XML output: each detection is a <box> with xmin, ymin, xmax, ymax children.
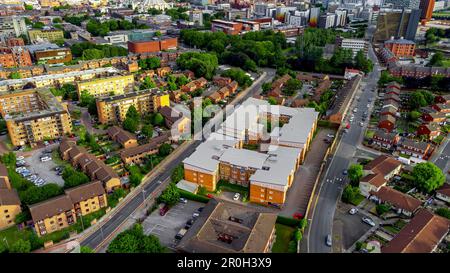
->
<box><xmin>383</xmin><ymin>225</ymin><xmax>401</xmax><ymax>234</ymax></box>
<box><xmin>442</xmin><ymin>60</ymin><xmax>450</xmax><ymax>68</ymax></box>
<box><xmin>365</xmin><ymin>130</ymin><xmax>375</xmax><ymax>139</ymax></box>
<box><xmin>51</xmin><ymin>149</ymin><xmax>71</xmax><ymax>168</ymax></box>
<box><xmin>272</xmin><ymin>224</ymin><xmax>295</xmax><ymax>253</ymax></box>
<box><xmin>0</xmin><ymin>226</ymin><xmax>32</xmax><ymax>249</ymax></box>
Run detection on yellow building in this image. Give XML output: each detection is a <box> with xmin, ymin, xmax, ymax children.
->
<box><xmin>28</xmin><ymin>29</ymin><xmax>64</xmax><ymax>43</ymax></box>
<box><xmin>29</xmin><ymin>195</ymin><xmax>76</xmax><ymax>237</ymax></box>
<box><xmin>0</xmin><ymin>89</ymin><xmax>72</xmax><ymax>147</ymax></box>
<box><xmin>76</xmin><ymin>74</ymin><xmax>134</xmax><ymax>99</ymax></box>
<box><xmin>96</xmin><ymin>89</ymin><xmax>169</xmax><ymax>124</ymax></box>
<box><xmin>0</xmin><ymin>163</ymin><xmax>21</xmax><ymax>230</ymax></box>
<box><xmin>65</xmin><ymin>181</ymin><xmax>107</xmax><ymax>216</ymax></box>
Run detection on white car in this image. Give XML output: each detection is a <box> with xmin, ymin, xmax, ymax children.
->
<box><xmin>233</xmin><ymin>193</ymin><xmax>240</xmax><ymax>201</ymax></box>
<box><xmin>353</xmin><ymin>108</ymin><xmax>358</xmax><ymax>113</ymax></box>
<box><xmin>326</xmin><ymin>134</ymin><xmax>335</xmax><ymax>138</ymax></box>
<box><xmin>362</xmin><ymin>216</ymin><xmax>376</xmax><ymax>227</ymax></box>
<box><xmin>16</xmin><ymin>156</ymin><xmax>24</xmax><ymax>161</ymax></box>
<box><xmin>349</xmin><ymin>208</ymin><xmax>358</xmax><ymax>215</ymax></box>
<box><xmin>40</xmin><ymin>157</ymin><xmax>51</xmax><ymax>162</ymax></box>
<box><xmin>360</xmin><ymin>122</ymin><xmax>364</xmax><ymax>127</ymax></box>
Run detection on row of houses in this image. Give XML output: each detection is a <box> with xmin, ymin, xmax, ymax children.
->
<box><xmin>208</xmin><ymin>81</ymin><xmax>239</xmax><ymax>103</ymax></box>
<box><xmin>378</xmin><ymin>82</ymin><xmax>401</xmax><ymax>133</ymax></box>
<box><xmin>59</xmin><ymin>139</ymin><xmax>121</xmax><ymax>193</ymax></box>
<box><xmin>29</xmin><ymin>181</ymin><xmax>108</xmax><ymax>237</ymax></box>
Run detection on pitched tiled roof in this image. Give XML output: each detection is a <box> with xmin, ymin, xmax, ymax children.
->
<box><xmin>65</xmin><ymin>181</ymin><xmax>105</xmax><ymax>204</ymax></box>
<box><xmin>0</xmin><ymin>189</ymin><xmax>20</xmax><ymax>206</ymax></box>
<box><xmin>382</xmin><ymin>209</ymin><xmax>449</xmax><ymax>253</ymax></box>
<box><xmin>371</xmin><ymin>186</ymin><xmax>422</xmax><ymax>212</ymax></box>
<box><xmin>29</xmin><ymin>195</ymin><xmax>73</xmax><ymax>222</ymax></box>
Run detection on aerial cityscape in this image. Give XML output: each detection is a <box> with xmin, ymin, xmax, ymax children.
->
<box><xmin>0</xmin><ymin>0</ymin><xmax>450</xmax><ymax>258</ymax></box>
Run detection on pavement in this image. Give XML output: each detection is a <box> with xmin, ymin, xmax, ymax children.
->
<box><xmin>305</xmin><ymin>24</ymin><xmax>382</xmax><ymax>253</ymax></box>
<box><xmin>78</xmin><ymin>68</ymin><xmax>277</xmax><ymax>251</ymax></box>
<box><xmin>431</xmin><ymin>138</ymin><xmax>450</xmax><ymax>180</ymax></box>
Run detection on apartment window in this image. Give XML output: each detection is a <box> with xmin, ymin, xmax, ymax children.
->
<box><xmin>58</xmin><ymin>218</ymin><xmax>63</xmax><ymax>222</ymax></box>
<box><xmin>86</xmin><ymin>209</ymin><xmax>90</xmax><ymax>213</ymax></box>
<box><xmin>85</xmin><ymin>203</ymin><xmax>88</xmax><ymax>207</ymax></box>
<box><xmin>260</xmin><ymin>194</ymin><xmax>264</xmax><ymax>197</ymax></box>
<box><xmin>260</xmin><ymin>189</ymin><xmax>264</xmax><ymax>192</ymax></box>
<box><xmin>4</xmin><ymin>210</ymin><xmax>8</xmax><ymax>213</ymax></box>
<box><xmin>269</xmin><ymin>191</ymin><xmax>273</xmax><ymax>194</ymax></box>
<box><xmin>269</xmin><ymin>196</ymin><xmax>273</xmax><ymax>200</ymax></box>
<box><xmin>7</xmin><ymin>220</ymin><xmax>12</xmax><ymax>224</ymax></box>
<box><xmin>5</xmin><ymin>214</ymin><xmax>10</xmax><ymax>218</ymax></box>
<box><xmin>92</xmin><ymin>201</ymin><xmax>96</xmax><ymax>205</ymax></box>
<box><xmin>50</xmin><ymin>221</ymin><xmax>54</xmax><ymax>224</ymax></box>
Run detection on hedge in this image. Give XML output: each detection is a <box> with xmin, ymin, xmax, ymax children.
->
<box><xmin>276</xmin><ymin>215</ymin><xmax>301</xmax><ymax>227</ymax></box>
<box><xmin>179</xmin><ymin>189</ymin><xmax>210</xmax><ymax>203</ymax></box>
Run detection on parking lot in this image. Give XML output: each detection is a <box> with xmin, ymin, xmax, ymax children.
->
<box><xmin>23</xmin><ymin>146</ymin><xmax>65</xmax><ymax>187</ymax></box>
<box><xmin>334</xmin><ymin>202</ymin><xmax>375</xmax><ymax>250</ymax></box>
<box><xmin>142</xmin><ymin>200</ymin><xmax>205</xmax><ymax>249</ymax></box>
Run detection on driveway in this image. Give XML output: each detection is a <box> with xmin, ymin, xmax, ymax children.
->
<box><xmin>280</xmin><ymin>128</ymin><xmax>335</xmax><ymax>217</ymax></box>
<box><xmin>23</xmin><ymin>145</ymin><xmax>65</xmax><ymax>187</ymax></box>
<box><xmin>142</xmin><ymin>201</ymin><xmax>205</xmax><ymax>249</ymax></box>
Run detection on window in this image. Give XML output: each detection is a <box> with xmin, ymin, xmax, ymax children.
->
<box><xmin>4</xmin><ymin>210</ymin><xmax>8</xmax><ymax>213</ymax></box>
<box><xmin>50</xmin><ymin>221</ymin><xmax>54</xmax><ymax>225</ymax></box>
<box><xmin>260</xmin><ymin>194</ymin><xmax>264</xmax><ymax>197</ymax></box>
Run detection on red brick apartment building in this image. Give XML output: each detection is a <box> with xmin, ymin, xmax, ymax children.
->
<box><xmin>211</xmin><ymin>20</ymin><xmax>243</xmax><ymax>35</ymax></box>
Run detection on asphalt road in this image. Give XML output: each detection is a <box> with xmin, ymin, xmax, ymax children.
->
<box><xmin>306</xmin><ymin>25</ymin><xmax>381</xmax><ymax>253</ymax></box>
<box><xmin>80</xmin><ymin>68</ymin><xmax>276</xmax><ymax>250</ymax></box>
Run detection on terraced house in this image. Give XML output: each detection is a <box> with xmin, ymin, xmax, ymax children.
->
<box><xmin>76</xmin><ymin>74</ymin><xmax>135</xmax><ymax>98</ymax></box>
<box><xmin>0</xmin><ymin>88</ymin><xmax>72</xmax><ymax>147</ymax></box>
<box><xmin>96</xmin><ymin>89</ymin><xmax>170</xmax><ymax>124</ymax></box>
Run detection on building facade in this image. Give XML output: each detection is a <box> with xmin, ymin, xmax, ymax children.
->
<box><xmin>96</xmin><ymin>89</ymin><xmax>169</xmax><ymax>124</ymax></box>
<box><xmin>28</xmin><ymin>29</ymin><xmax>64</xmax><ymax>43</ymax></box>
<box><xmin>76</xmin><ymin>74</ymin><xmax>134</xmax><ymax>98</ymax></box>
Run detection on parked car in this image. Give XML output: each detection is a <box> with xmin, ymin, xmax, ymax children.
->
<box><xmin>362</xmin><ymin>216</ymin><xmax>376</xmax><ymax>227</ymax></box>
<box><xmin>16</xmin><ymin>156</ymin><xmax>24</xmax><ymax>161</ymax></box>
<box><xmin>197</xmin><ymin>207</ymin><xmax>204</xmax><ymax>212</ymax></box>
<box><xmin>179</xmin><ymin>198</ymin><xmax>187</xmax><ymax>204</ymax></box>
<box><xmin>343</xmin><ymin>169</ymin><xmax>348</xmax><ymax>175</ymax></box>
<box><xmin>233</xmin><ymin>193</ymin><xmax>240</xmax><ymax>201</ymax></box>
<box><xmin>293</xmin><ymin>212</ymin><xmax>303</xmax><ymax>220</ymax></box>
<box><xmin>326</xmin><ymin>134</ymin><xmax>335</xmax><ymax>138</ymax></box>
<box><xmin>40</xmin><ymin>157</ymin><xmax>51</xmax><ymax>162</ymax></box>
<box><xmin>192</xmin><ymin>212</ymin><xmax>200</xmax><ymax>218</ymax></box>
<box><xmin>159</xmin><ymin>204</ymin><xmax>169</xmax><ymax>216</ymax></box>
<box><xmin>349</xmin><ymin>208</ymin><xmax>358</xmax><ymax>215</ymax></box>
<box><xmin>326</xmin><ymin>234</ymin><xmax>332</xmax><ymax>247</ymax></box>
<box><xmin>175</xmin><ymin>228</ymin><xmax>188</xmax><ymax>240</ymax></box>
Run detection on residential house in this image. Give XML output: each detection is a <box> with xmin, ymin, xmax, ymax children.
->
<box><xmin>208</xmin><ymin>91</ymin><xmax>222</xmax><ymax>103</ymax></box>
<box><xmin>370</xmin><ymin>186</ymin><xmax>422</xmax><ymax>217</ymax></box>
<box><xmin>435</xmin><ymin>95</ymin><xmax>450</xmax><ymax>104</ymax></box>
<box><xmin>372</xmin><ymin>130</ymin><xmax>400</xmax><ymax>149</ymax></box>
<box><xmin>107</xmin><ymin>126</ymin><xmax>138</xmax><ymax>148</ymax></box>
<box><xmin>120</xmin><ymin>133</ymin><xmax>170</xmax><ymax>164</ymax></box>
<box><xmin>156</xmin><ymin>66</ymin><xmax>171</xmax><ymax>77</ymax></box>
<box><xmin>0</xmin><ymin>164</ymin><xmax>21</xmax><ymax>230</ymax></box>
<box><xmin>359</xmin><ymin>155</ymin><xmax>402</xmax><ymax>197</ymax></box>
<box><xmin>159</xmin><ymin>106</ymin><xmax>191</xmax><ymax>140</ymax></box>
<box><xmin>422</xmin><ymin>112</ymin><xmax>447</xmax><ymax>123</ymax></box>
<box><xmin>382</xmin><ymin>209</ymin><xmax>450</xmax><ymax>253</ymax></box>
<box><xmin>65</xmin><ymin>181</ymin><xmax>107</xmax><ymax>216</ymax></box>
<box><xmin>380</xmin><ymin>105</ymin><xmax>398</xmax><ymax>118</ymax></box>
<box><xmin>436</xmin><ymin>183</ymin><xmax>450</xmax><ymax>204</ymax></box>
<box><xmin>29</xmin><ymin>195</ymin><xmax>76</xmax><ymax>237</ymax></box>
<box><xmin>433</xmin><ymin>103</ymin><xmax>450</xmax><ymax>114</ymax></box>
<box><xmin>416</xmin><ymin>122</ymin><xmax>441</xmax><ymax>140</ymax></box>
<box><xmin>213</xmin><ymin>76</ymin><xmax>232</xmax><ymax>87</ymax></box>
<box><xmin>378</xmin><ymin>115</ymin><xmax>396</xmax><ymax>132</ymax></box>
<box><xmin>397</xmin><ymin>138</ymin><xmax>433</xmax><ymax>159</ymax></box>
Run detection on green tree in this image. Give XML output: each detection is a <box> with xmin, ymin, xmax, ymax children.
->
<box><xmin>268</xmin><ymin>96</ymin><xmax>277</xmax><ymax>105</ymax></box>
<box><xmin>14</xmin><ymin>211</ymin><xmax>30</xmax><ymax>224</ymax></box>
<box><xmin>140</xmin><ymin>76</ymin><xmax>156</xmax><ymax>90</ymax></box>
<box><xmin>428</xmin><ymin>52</ymin><xmax>444</xmax><ymax>67</ymax></box>
<box><xmin>9</xmin><ymin>239</ymin><xmax>31</xmax><ymax>253</ymax></box>
<box><xmin>53</xmin><ymin>18</ymin><xmax>62</xmax><ymax>23</ymax></box>
<box><xmin>283</xmin><ymin>78</ymin><xmax>302</xmax><ymax>96</ymax></box>
<box><xmin>409</xmin><ymin>110</ymin><xmax>422</xmax><ymax>121</ymax></box>
<box><xmin>9</xmin><ymin>72</ymin><xmax>21</xmax><ymax>79</ymax></box>
<box><xmin>176</xmin><ymin>52</ymin><xmax>219</xmax><ymax>79</ymax></box>
<box><xmin>107</xmin><ymin>224</ymin><xmax>166</xmax><ymax>253</ymax></box>
<box><xmin>376</xmin><ymin>204</ymin><xmax>391</xmax><ymax>215</ymax></box>
<box><xmin>436</xmin><ymin>208</ymin><xmax>450</xmax><ymax>219</ymax></box>
<box><xmin>158</xmin><ymin>183</ymin><xmax>180</xmax><ymax>206</ymax></box>
<box><xmin>153</xmin><ymin>113</ymin><xmax>164</xmax><ymax>126</ymax></box>
<box><xmin>126</xmin><ymin>105</ymin><xmax>140</xmax><ymax>120</ymax></box>
<box><xmin>412</xmin><ymin>162</ymin><xmax>445</xmax><ymax>193</ymax></box>
<box><xmin>342</xmin><ymin>185</ymin><xmax>360</xmax><ymax>204</ymax></box>
<box><xmin>171</xmin><ymin>164</ymin><xmax>184</xmax><ymax>183</ymax></box>
<box><xmin>158</xmin><ymin>143</ymin><xmax>173</xmax><ymax>157</ymax></box>
<box><xmin>347</xmin><ymin>164</ymin><xmax>363</xmax><ymax>186</ymax></box>
<box><xmin>32</xmin><ymin>22</ymin><xmax>45</xmax><ymax>29</ymax></box>
<box><xmin>24</xmin><ymin>4</ymin><xmax>33</xmax><ymax>10</ymax></box>
<box><xmin>123</xmin><ymin>118</ymin><xmax>139</xmax><ymax>133</ymax></box>
<box><xmin>80</xmin><ymin>246</ymin><xmax>94</xmax><ymax>253</ymax></box>
<box><xmin>354</xmin><ymin>50</ymin><xmax>373</xmax><ymax>73</ymax></box>
<box><xmin>262</xmin><ymin>82</ymin><xmax>272</xmax><ymax>93</ymax></box>
<box><xmin>141</xmin><ymin>124</ymin><xmax>154</xmax><ymax>138</ymax></box>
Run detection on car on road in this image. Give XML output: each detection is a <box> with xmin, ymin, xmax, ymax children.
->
<box><xmin>233</xmin><ymin>193</ymin><xmax>240</xmax><ymax>201</ymax></box>
<box><xmin>360</xmin><ymin>122</ymin><xmax>364</xmax><ymax>127</ymax></box>
<box><xmin>325</xmin><ymin>234</ymin><xmax>332</xmax><ymax>247</ymax></box>
<box><xmin>16</xmin><ymin>156</ymin><xmax>24</xmax><ymax>161</ymax></box>
<box><xmin>193</xmin><ymin>212</ymin><xmax>200</xmax><ymax>218</ymax></box>
<box><xmin>343</xmin><ymin>169</ymin><xmax>348</xmax><ymax>175</ymax></box>
<box><xmin>179</xmin><ymin>198</ymin><xmax>187</xmax><ymax>204</ymax></box>
<box><xmin>366</xmin><ymin>104</ymin><xmax>370</xmax><ymax>108</ymax></box>
<box><xmin>353</xmin><ymin>108</ymin><xmax>358</xmax><ymax>113</ymax></box>
<box><xmin>349</xmin><ymin>208</ymin><xmax>358</xmax><ymax>215</ymax></box>
<box><xmin>326</xmin><ymin>134</ymin><xmax>335</xmax><ymax>138</ymax></box>
<box><xmin>159</xmin><ymin>204</ymin><xmax>169</xmax><ymax>216</ymax></box>
<box><xmin>362</xmin><ymin>216</ymin><xmax>376</xmax><ymax>227</ymax></box>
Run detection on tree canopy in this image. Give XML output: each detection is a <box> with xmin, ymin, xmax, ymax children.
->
<box><xmin>412</xmin><ymin>162</ymin><xmax>445</xmax><ymax>193</ymax></box>
<box><xmin>176</xmin><ymin>52</ymin><xmax>218</xmax><ymax>79</ymax></box>
<box><xmin>107</xmin><ymin>224</ymin><xmax>166</xmax><ymax>253</ymax></box>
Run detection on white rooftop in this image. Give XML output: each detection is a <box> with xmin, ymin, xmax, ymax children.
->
<box><xmin>219</xmin><ymin>148</ymin><xmax>269</xmax><ymax>170</ymax></box>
